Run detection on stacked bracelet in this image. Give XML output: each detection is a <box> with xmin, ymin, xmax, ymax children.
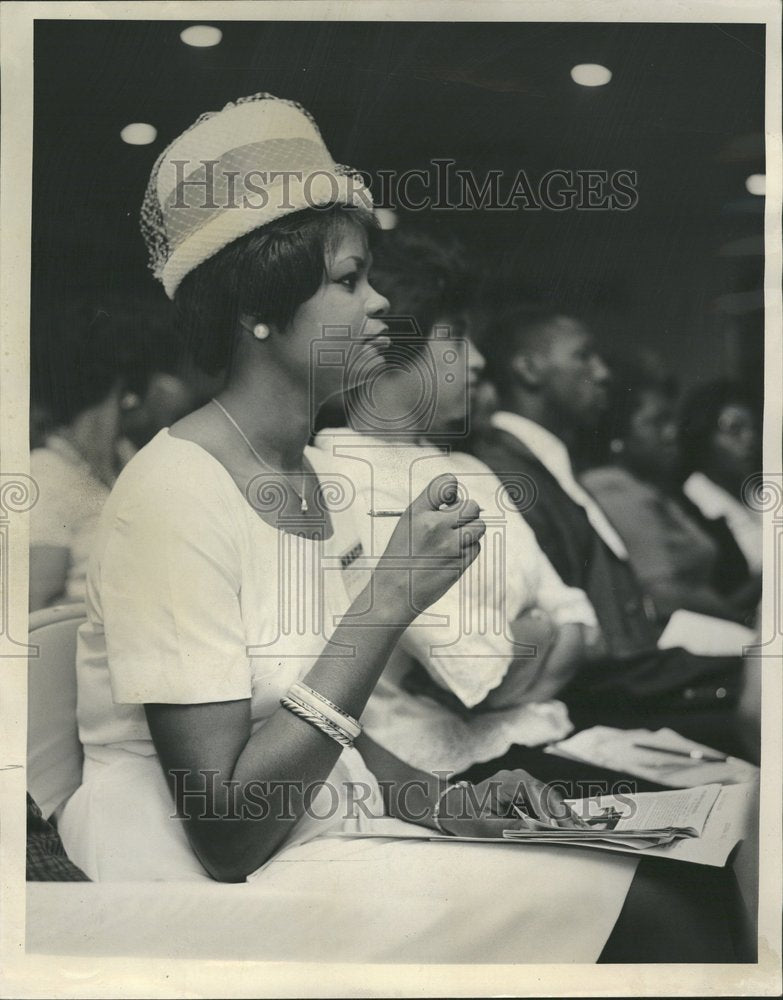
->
<box><xmin>289</xmin><ymin>682</ymin><xmax>362</xmax><ymax>741</ymax></box>
<box><xmin>431</xmin><ymin>780</ymin><xmax>472</xmax><ymax>835</ymax></box>
<box><xmin>280</xmin><ymin>682</ymin><xmax>362</xmax><ymax>750</ymax></box>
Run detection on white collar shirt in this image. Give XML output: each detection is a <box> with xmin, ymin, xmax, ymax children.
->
<box><xmin>490</xmin><ymin>411</ymin><xmax>630</xmax><ymax>561</ymax></box>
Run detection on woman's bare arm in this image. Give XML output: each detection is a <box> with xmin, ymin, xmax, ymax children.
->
<box><xmin>146</xmin><ymin>476</ymin><xmax>484</xmax><ymax>882</ymax></box>
<box><xmin>146</xmin><ymin>590</ymin><xmax>410</xmax><ymax>882</ymax></box>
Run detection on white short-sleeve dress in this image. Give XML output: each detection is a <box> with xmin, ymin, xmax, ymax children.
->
<box><xmin>58</xmin><ymin>430</ymin><xmax>637</xmax><ymax>963</ymax></box>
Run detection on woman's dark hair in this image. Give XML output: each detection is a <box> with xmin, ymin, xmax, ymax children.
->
<box><xmin>606</xmin><ymin>359</ymin><xmax>677</xmax><ymax>440</ymax></box>
<box><xmin>30</xmin><ymin>297</ymin><xmax>175</xmax><ymax>426</ymax></box>
<box><xmin>576</xmin><ymin>351</ymin><xmax>678</xmax><ymax>470</ymax></box>
<box><xmin>367</xmin><ymin>226</ymin><xmax>473</xmax><ymax>360</ymax></box>
<box><xmin>313</xmin><ymin>225</ymin><xmax>473</xmax><ymax>434</ymax></box>
<box><xmin>174</xmin><ymin>204</ymin><xmax>378</xmax><ymax>375</ymax></box>
<box><xmin>679</xmin><ymin>379</ymin><xmax>760</xmax><ymax>475</ymax></box>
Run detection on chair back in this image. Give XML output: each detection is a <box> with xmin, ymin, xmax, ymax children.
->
<box><xmin>27</xmin><ymin>604</ymin><xmax>85</xmax><ymax>819</ymax></box>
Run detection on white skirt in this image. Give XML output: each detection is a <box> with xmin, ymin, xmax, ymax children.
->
<box><xmin>58</xmin><ymin>753</ymin><xmax>638</xmax><ymax>963</ymax></box>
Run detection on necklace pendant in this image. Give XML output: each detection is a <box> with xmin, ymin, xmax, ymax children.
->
<box><xmin>300</xmin><ymin>496</ymin><xmax>308</xmax><ymax>513</ymax></box>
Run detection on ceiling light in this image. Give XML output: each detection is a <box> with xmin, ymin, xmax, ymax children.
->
<box><xmin>745</xmin><ymin>174</ymin><xmax>765</xmax><ymax>196</ymax></box>
<box><xmin>570</xmin><ymin>64</ymin><xmax>612</xmax><ymax>87</ymax></box>
<box><xmin>180</xmin><ymin>25</ymin><xmax>223</xmax><ymax>47</ymax></box>
<box><xmin>120</xmin><ymin>123</ymin><xmax>157</xmax><ymax>145</ymax></box>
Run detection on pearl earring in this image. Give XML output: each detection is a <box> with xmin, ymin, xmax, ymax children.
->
<box><xmin>253</xmin><ymin>323</ymin><xmax>270</xmax><ymax>341</ymax></box>
<box><xmin>610</xmin><ymin>439</ymin><xmax>624</xmax><ymax>455</ymax></box>
<box><xmin>120</xmin><ymin>392</ymin><xmax>141</xmax><ymax>411</ymax></box>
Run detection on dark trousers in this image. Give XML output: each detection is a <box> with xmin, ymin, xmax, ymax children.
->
<box><xmin>560</xmin><ymin>648</ymin><xmax>744</xmax><ymax>753</ymax></box>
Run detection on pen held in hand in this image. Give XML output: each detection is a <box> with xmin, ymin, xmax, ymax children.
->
<box><xmin>368</xmin><ymin>507</ymin><xmax>484</xmax><ymax>517</ymax></box>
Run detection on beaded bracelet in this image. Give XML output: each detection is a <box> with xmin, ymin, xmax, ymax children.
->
<box><xmin>431</xmin><ymin>780</ymin><xmax>472</xmax><ymax>835</ymax></box>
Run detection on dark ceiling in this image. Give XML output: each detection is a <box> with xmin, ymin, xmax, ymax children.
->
<box><xmin>32</xmin><ymin>19</ymin><xmax>766</xmax><ymax>389</ymax></box>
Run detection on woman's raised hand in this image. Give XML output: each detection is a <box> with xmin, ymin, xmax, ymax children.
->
<box><xmin>373</xmin><ymin>473</ymin><xmax>485</xmax><ymax>620</ymax></box>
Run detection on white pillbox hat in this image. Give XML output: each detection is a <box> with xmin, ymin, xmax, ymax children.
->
<box><xmin>141</xmin><ymin>93</ymin><xmax>374</xmax><ymax>299</ymax></box>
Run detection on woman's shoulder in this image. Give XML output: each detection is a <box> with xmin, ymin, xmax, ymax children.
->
<box><xmin>29</xmin><ymin>449</ymin><xmax>71</xmax><ymax>513</ymax></box>
<box><xmin>31</xmin><ymin>440</ymin><xmax>86</xmax><ymax>484</ymax></box>
<box><xmin>30</xmin><ymin>441</ymin><xmax>110</xmax><ymax>520</ymax></box>
<box><xmin>110</xmin><ymin>430</ymin><xmax>239</xmax><ymax>518</ymax></box>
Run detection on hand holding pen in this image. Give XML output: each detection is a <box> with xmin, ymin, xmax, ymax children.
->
<box><xmin>371</xmin><ymin>473</ymin><xmax>486</xmax><ymax>617</ymax></box>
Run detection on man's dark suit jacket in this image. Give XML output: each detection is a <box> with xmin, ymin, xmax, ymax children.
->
<box><xmin>471</xmin><ymin>423</ymin><xmax>739</xmax><ymax>712</ymax></box>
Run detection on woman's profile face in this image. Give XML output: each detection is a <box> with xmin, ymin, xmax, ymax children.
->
<box><xmin>624</xmin><ymin>388</ymin><xmax>679</xmax><ymax>478</ymax></box>
<box><xmin>355</xmin><ymin>315</ymin><xmax>485</xmax><ymax>437</ymax></box>
<box><xmin>280</xmin><ymin>221</ymin><xmax>390</xmax><ymax>404</ymax></box>
<box><xmin>709</xmin><ymin>402</ymin><xmax>759</xmax><ymax>480</ymax></box>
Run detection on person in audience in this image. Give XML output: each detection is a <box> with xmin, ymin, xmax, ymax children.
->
<box><xmin>581</xmin><ymin>363</ymin><xmax>757</xmax><ymax>624</ymax></box>
<box><xmin>470</xmin><ymin>304</ymin><xmax>742</xmax><ymax>746</ymax></box>
<box><xmin>314</xmin><ymin>238</ymin><xmax>749</xmax><ymax>965</ymax></box>
<box><xmin>316</xmin><ymin>228</ymin><xmax>598</xmax><ymax>776</ymax></box>
<box><xmin>29</xmin><ymin>297</ymin><xmax>203</xmax><ymax>610</ymax></box>
<box><xmin>679</xmin><ymin>379</ymin><xmax>763</xmax><ymax>580</ymax></box>
<box><xmin>29</xmin><ymin>302</ymin><xmax>134</xmax><ymax>611</ymax></box>
<box><xmin>60</xmin><ymin>95</ymin><xmax>666</xmax><ymax>966</ymax></box>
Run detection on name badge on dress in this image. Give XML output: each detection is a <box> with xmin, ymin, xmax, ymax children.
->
<box><xmin>339</xmin><ymin>539</ymin><xmax>370</xmax><ymax>602</ymax></box>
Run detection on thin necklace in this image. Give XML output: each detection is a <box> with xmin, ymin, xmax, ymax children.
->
<box><xmin>211</xmin><ymin>398</ymin><xmax>309</xmax><ymax>513</ymax></box>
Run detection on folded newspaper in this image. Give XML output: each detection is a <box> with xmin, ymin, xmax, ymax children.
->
<box><xmin>504</xmin><ymin>783</ymin><xmax>720</xmax><ymax>853</ymax></box>
<box><xmin>330</xmin><ymin>782</ymin><xmax>756</xmax><ymax>867</ymax></box>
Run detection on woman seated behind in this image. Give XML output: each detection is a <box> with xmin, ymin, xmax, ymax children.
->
<box><xmin>679</xmin><ymin>379</ymin><xmax>763</xmax><ymax>595</ymax></box>
<box><xmin>582</xmin><ymin>365</ymin><xmax>759</xmax><ymax>625</ymax></box>
<box><xmin>29</xmin><ymin>296</ymin><xmax>203</xmax><ymax>610</ymax></box>
<box><xmin>316</xmin><ymin>227</ymin><xmax>598</xmax><ymax>776</ymax></box>
<box><xmin>29</xmin><ymin>302</ymin><xmax>130</xmax><ymax>611</ymax></box>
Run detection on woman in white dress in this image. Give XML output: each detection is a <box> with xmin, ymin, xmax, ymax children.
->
<box><xmin>59</xmin><ymin>93</ymin><xmax>640</xmax><ymax>962</ymax></box>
